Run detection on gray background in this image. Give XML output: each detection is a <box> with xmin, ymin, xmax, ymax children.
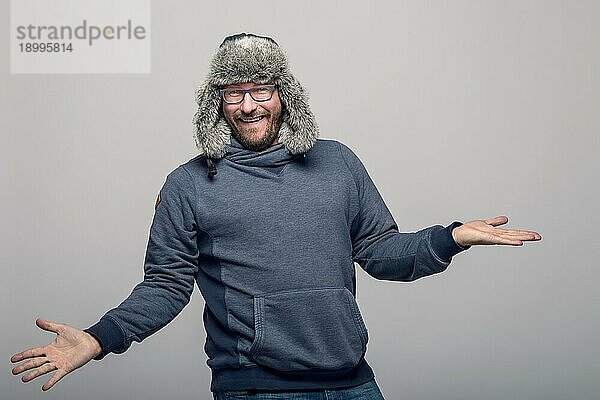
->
<box><xmin>2</xmin><ymin>1</ymin><xmax>598</xmax><ymax>399</ymax></box>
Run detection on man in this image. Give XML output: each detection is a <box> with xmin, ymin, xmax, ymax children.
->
<box><xmin>11</xmin><ymin>33</ymin><xmax>541</xmax><ymax>399</ymax></box>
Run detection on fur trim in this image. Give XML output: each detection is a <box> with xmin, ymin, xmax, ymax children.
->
<box><xmin>192</xmin><ymin>33</ymin><xmax>318</xmax><ymax>159</ymax></box>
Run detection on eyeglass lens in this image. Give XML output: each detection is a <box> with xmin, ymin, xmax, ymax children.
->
<box><xmin>223</xmin><ymin>86</ymin><xmax>275</xmax><ymax>103</ymax></box>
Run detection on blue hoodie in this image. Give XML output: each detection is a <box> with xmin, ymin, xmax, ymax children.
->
<box><xmin>85</xmin><ymin>135</ymin><xmax>468</xmax><ymax>391</ymax></box>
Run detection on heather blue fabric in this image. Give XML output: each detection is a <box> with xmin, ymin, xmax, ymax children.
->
<box><xmin>213</xmin><ymin>378</ymin><xmax>385</xmax><ymax>399</ymax></box>
<box><xmin>85</xmin><ymin>135</ymin><xmax>468</xmax><ymax>391</ymax></box>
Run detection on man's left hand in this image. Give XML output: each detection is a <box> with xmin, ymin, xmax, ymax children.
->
<box><xmin>452</xmin><ymin>215</ymin><xmax>542</xmax><ymax>247</ymax></box>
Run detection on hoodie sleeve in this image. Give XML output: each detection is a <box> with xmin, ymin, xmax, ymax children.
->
<box><xmin>84</xmin><ymin>166</ymin><xmax>199</xmax><ymax>359</ymax></box>
<box><xmin>337</xmin><ymin>142</ymin><xmax>469</xmax><ymax>282</ymax></box>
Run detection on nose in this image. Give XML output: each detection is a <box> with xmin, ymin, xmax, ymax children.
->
<box><xmin>240</xmin><ymin>92</ymin><xmax>258</xmax><ymax>114</ymax></box>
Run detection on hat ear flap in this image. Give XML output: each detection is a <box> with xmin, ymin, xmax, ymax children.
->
<box><xmin>276</xmin><ymin>76</ymin><xmax>318</xmax><ymax>155</ymax></box>
<box><xmin>193</xmin><ymin>83</ymin><xmax>231</xmax><ymax>158</ymax></box>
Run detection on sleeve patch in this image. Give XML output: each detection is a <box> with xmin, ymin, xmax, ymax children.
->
<box><xmin>154</xmin><ymin>192</ymin><xmax>161</xmax><ymax>211</ymax></box>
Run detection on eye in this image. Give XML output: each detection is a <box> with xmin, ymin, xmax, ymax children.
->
<box><xmin>253</xmin><ymin>86</ymin><xmax>271</xmax><ymax>95</ymax></box>
<box><xmin>227</xmin><ymin>89</ymin><xmax>243</xmax><ymax>98</ymax></box>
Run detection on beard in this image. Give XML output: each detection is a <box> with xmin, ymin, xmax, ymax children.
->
<box><xmin>230</xmin><ymin>113</ymin><xmax>283</xmax><ymax>152</ymax></box>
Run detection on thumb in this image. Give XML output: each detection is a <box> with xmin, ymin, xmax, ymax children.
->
<box><xmin>35</xmin><ymin>318</ymin><xmax>63</xmax><ymax>334</ymax></box>
<box><xmin>485</xmin><ymin>215</ymin><xmax>509</xmax><ymax>227</ymax></box>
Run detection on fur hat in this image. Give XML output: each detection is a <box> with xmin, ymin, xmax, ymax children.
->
<box><xmin>192</xmin><ymin>33</ymin><xmax>319</xmax><ymax>176</ymax></box>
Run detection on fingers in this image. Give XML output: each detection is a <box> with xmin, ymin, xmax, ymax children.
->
<box><xmin>12</xmin><ymin>356</ymin><xmax>48</xmax><ymax>375</ymax></box>
<box><xmin>21</xmin><ymin>362</ymin><xmax>57</xmax><ymax>383</ymax></box>
<box><xmin>489</xmin><ymin>234</ymin><xmax>524</xmax><ymax>246</ymax></box>
<box><xmin>508</xmin><ymin>231</ymin><xmax>542</xmax><ymax>240</ymax></box>
<box><xmin>499</xmin><ymin>228</ymin><xmax>538</xmax><ymax>235</ymax></box>
<box><xmin>492</xmin><ymin>230</ymin><xmax>543</xmax><ymax>245</ymax></box>
<box><xmin>36</xmin><ymin>318</ymin><xmax>62</xmax><ymax>334</ymax></box>
<box><xmin>495</xmin><ymin>229</ymin><xmax>542</xmax><ymax>241</ymax></box>
<box><xmin>482</xmin><ymin>217</ymin><xmax>543</xmax><ymax>241</ymax></box>
<box><xmin>42</xmin><ymin>369</ymin><xmax>68</xmax><ymax>391</ymax></box>
<box><xmin>12</xmin><ymin>319</ymin><xmax>63</xmax><ymax>363</ymax></box>
<box><xmin>11</xmin><ymin>347</ymin><xmax>46</xmax><ymax>363</ymax></box>
<box><xmin>485</xmin><ymin>215</ymin><xmax>509</xmax><ymax>226</ymax></box>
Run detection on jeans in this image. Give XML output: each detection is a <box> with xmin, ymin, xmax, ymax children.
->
<box><xmin>212</xmin><ymin>378</ymin><xmax>385</xmax><ymax>400</ymax></box>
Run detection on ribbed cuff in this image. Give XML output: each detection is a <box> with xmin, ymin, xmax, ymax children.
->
<box><xmin>430</xmin><ymin>221</ymin><xmax>471</xmax><ymax>262</ymax></box>
<box><xmin>84</xmin><ymin>316</ymin><xmax>125</xmax><ymax>360</ymax></box>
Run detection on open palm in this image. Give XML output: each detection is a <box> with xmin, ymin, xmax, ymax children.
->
<box><xmin>452</xmin><ymin>215</ymin><xmax>542</xmax><ymax>247</ymax></box>
<box><xmin>11</xmin><ymin>318</ymin><xmax>101</xmax><ymax>391</ymax></box>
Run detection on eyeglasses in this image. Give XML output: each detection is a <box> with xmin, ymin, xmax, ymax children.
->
<box><xmin>220</xmin><ymin>85</ymin><xmax>277</xmax><ymax>104</ymax></box>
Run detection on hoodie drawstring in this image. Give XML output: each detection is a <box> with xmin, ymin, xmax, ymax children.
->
<box><xmin>206</xmin><ymin>158</ymin><xmax>217</xmax><ymax>179</ymax></box>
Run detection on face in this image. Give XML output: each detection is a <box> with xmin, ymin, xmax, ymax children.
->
<box><xmin>222</xmin><ymin>82</ymin><xmax>283</xmax><ymax>152</ymax></box>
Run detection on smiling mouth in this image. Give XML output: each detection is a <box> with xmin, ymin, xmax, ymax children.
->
<box><xmin>239</xmin><ymin>116</ymin><xmax>265</xmax><ymax>123</ymax></box>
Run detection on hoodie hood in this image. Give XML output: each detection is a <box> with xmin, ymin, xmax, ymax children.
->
<box><xmin>225</xmin><ymin>134</ymin><xmax>301</xmax><ymax>169</ymax></box>
<box><xmin>192</xmin><ymin>33</ymin><xmax>319</xmax><ymax>179</ymax></box>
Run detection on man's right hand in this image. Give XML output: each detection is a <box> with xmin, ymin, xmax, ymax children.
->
<box><xmin>11</xmin><ymin>318</ymin><xmax>102</xmax><ymax>391</ymax></box>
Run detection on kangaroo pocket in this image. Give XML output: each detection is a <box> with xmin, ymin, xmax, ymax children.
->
<box><xmin>248</xmin><ymin>287</ymin><xmax>369</xmax><ymax>372</ymax></box>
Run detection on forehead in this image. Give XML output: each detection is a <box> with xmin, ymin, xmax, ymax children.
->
<box><xmin>223</xmin><ymin>82</ymin><xmax>272</xmax><ymax>89</ymax></box>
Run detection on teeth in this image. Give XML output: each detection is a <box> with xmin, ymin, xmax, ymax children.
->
<box><xmin>240</xmin><ymin>116</ymin><xmax>264</xmax><ymax>123</ymax></box>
